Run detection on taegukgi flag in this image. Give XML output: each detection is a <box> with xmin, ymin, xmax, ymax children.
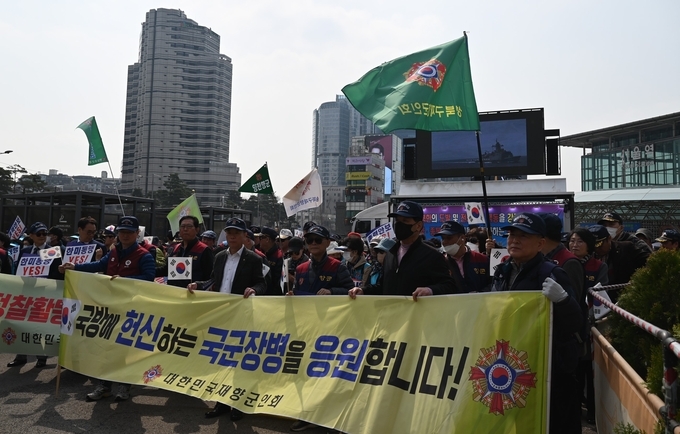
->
<box><xmin>465</xmin><ymin>202</ymin><xmax>486</xmax><ymax>225</ymax></box>
<box><xmin>282</xmin><ymin>169</ymin><xmax>323</xmax><ymax>217</ymax></box>
<box><xmin>342</xmin><ymin>34</ymin><xmax>479</xmax><ymax>133</ymax></box>
<box><xmin>77</xmin><ymin>116</ymin><xmax>109</xmax><ymax>166</ymax></box>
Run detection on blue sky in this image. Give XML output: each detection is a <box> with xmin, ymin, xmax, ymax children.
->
<box><xmin>1</xmin><ymin>0</ymin><xmax>678</xmax><ymax>194</ymax></box>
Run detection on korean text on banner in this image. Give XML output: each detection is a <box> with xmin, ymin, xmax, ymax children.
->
<box><xmin>60</xmin><ymin>271</ymin><xmax>551</xmax><ymax>433</ymax></box>
<box><xmin>0</xmin><ymin>274</ymin><xmax>62</xmax><ymax>356</ymax></box>
<box><xmin>282</xmin><ymin>169</ymin><xmax>323</xmax><ymax>217</ymax></box>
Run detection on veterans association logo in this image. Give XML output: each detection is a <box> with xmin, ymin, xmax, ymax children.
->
<box><xmin>404</xmin><ymin>59</ymin><xmax>447</xmax><ymax>92</ymax></box>
<box><xmin>143</xmin><ymin>365</ymin><xmax>163</xmax><ymax>384</ymax></box>
<box><xmin>469</xmin><ymin>340</ymin><xmax>537</xmax><ymax>415</ymax></box>
<box><xmin>2</xmin><ymin>327</ymin><xmax>17</xmax><ymax>345</ymax></box>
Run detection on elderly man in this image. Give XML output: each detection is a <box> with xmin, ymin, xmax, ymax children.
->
<box><xmin>655</xmin><ymin>229</ymin><xmax>680</xmax><ymax>251</ymax></box>
<box><xmin>492</xmin><ymin>213</ymin><xmax>584</xmax><ymax>434</ymax></box>
<box><xmin>590</xmin><ymin>224</ymin><xmax>649</xmax><ymax>291</ymax></box>
<box><xmin>157</xmin><ymin>216</ymin><xmax>214</xmax><ymax>289</ymax></box>
<box><xmin>434</xmin><ymin>220</ymin><xmax>488</xmax><ymax>293</ymax></box>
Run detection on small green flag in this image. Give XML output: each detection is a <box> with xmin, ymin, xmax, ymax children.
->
<box><xmin>77</xmin><ymin>116</ymin><xmax>109</xmax><ymax>166</ymax></box>
<box><xmin>167</xmin><ymin>194</ymin><xmax>204</xmax><ymax>234</ymax></box>
<box><xmin>342</xmin><ymin>35</ymin><xmax>480</xmax><ymax>133</ymax></box>
<box><xmin>238</xmin><ymin>163</ymin><xmax>274</xmax><ymax>194</ymax></box>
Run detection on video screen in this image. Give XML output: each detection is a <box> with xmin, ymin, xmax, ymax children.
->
<box><xmin>432</xmin><ymin>119</ymin><xmax>527</xmax><ymax>170</ymax></box>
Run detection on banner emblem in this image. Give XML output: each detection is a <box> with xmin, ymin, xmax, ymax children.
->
<box><xmin>2</xmin><ymin>327</ymin><xmax>18</xmax><ymax>345</ymax></box>
<box><xmin>404</xmin><ymin>59</ymin><xmax>446</xmax><ymax>92</ymax></box>
<box><xmin>143</xmin><ymin>365</ymin><xmax>163</xmax><ymax>384</ymax></box>
<box><xmin>469</xmin><ymin>340</ymin><xmax>537</xmax><ymax>415</ymax></box>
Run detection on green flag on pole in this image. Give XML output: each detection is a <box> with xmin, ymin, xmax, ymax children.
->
<box><xmin>238</xmin><ymin>163</ymin><xmax>274</xmax><ymax>194</ymax></box>
<box><xmin>77</xmin><ymin>116</ymin><xmax>109</xmax><ymax>166</ymax></box>
<box><xmin>166</xmin><ymin>194</ymin><xmax>203</xmax><ymax>235</ymax></box>
<box><xmin>342</xmin><ymin>34</ymin><xmax>480</xmax><ymax>133</ymax></box>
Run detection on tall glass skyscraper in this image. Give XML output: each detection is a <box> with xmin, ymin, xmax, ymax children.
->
<box><xmin>121</xmin><ymin>8</ymin><xmax>241</xmax><ymax>206</ymax></box>
<box><xmin>312</xmin><ymin>95</ymin><xmax>376</xmax><ymax>187</ymax></box>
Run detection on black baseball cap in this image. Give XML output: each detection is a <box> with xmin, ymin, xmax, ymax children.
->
<box><xmin>225</xmin><ymin>218</ymin><xmax>247</xmax><ymax>232</ymax></box>
<box><xmin>303</xmin><ymin>221</ymin><xmax>317</xmax><ymax>232</ymax></box>
<box><xmin>598</xmin><ymin>212</ymin><xmax>623</xmax><ymax>225</ymax></box>
<box><xmin>434</xmin><ymin>221</ymin><xmax>465</xmax><ymax>237</ymax></box>
<box><xmin>288</xmin><ymin>237</ymin><xmax>304</xmax><ymax>252</ymax></box>
<box><xmin>304</xmin><ymin>225</ymin><xmax>331</xmax><ymax>240</ymax></box>
<box><xmin>388</xmin><ymin>201</ymin><xmax>423</xmax><ymax>221</ymax></box>
<box><xmin>116</xmin><ymin>216</ymin><xmax>139</xmax><ymax>231</ymax></box>
<box><xmin>501</xmin><ymin>213</ymin><xmax>546</xmax><ymax>237</ymax></box>
<box><xmin>538</xmin><ymin>213</ymin><xmax>563</xmax><ymax>242</ymax></box>
<box><xmin>257</xmin><ymin>226</ymin><xmax>278</xmax><ymax>239</ymax></box>
<box><xmin>588</xmin><ymin>225</ymin><xmax>610</xmax><ymax>247</ymax></box>
<box><xmin>656</xmin><ymin>230</ymin><xmax>680</xmax><ymax>243</ymax></box>
<box><xmin>28</xmin><ymin>222</ymin><xmax>48</xmax><ymax>234</ymax></box>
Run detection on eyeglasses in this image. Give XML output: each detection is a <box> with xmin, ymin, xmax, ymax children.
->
<box><xmin>83</xmin><ymin>229</ymin><xmax>96</xmax><ymax>235</ymax></box>
<box><xmin>306</xmin><ymin>236</ymin><xmax>324</xmax><ymax>245</ymax></box>
<box><xmin>35</xmin><ymin>232</ymin><xmax>47</xmax><ymax>237</ymax></box>
<box><xmin>180</xmin><ymin>225</ymin><xmax>196</xmax><ymax>230</ymax></box>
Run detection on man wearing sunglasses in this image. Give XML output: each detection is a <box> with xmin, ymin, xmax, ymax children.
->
<box><xmin>67</xmin><ymin>216</ymin><xmax>105</xmax><ymax>262</ymax></box>
<box><xmin>289</xmin><ymin>225</ymin><xmax>353</xmax><ymax>296</ymax></box>
<box><xmin>8</xmin><ymin>221</ymin><xmax>65</xmax><ymax>368</ymax></box>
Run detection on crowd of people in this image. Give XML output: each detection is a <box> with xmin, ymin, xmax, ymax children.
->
<box><xmin>1</xmin><ymin>204</ymin><xmax>675</xmax><ymax>433</ymax></box>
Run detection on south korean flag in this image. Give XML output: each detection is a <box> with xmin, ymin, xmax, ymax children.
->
<box><xmin>60</xmin><ymin>298</ymin><xmax>82</xmax><ymax>335</ymax></box>
<box><xmin>168</xmin><ymin>257</ymin><xmax>192</xmax><ymax>280</ymax></box>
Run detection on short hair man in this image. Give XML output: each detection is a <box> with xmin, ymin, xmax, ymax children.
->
<box><xmin>257</xmin><ymin>226</ymin><xmax>284</xmax><ymax>296</ymax></box>
<box><xmin>188</xmin><ymin>217</ymin><xmax>267</xmax><ymax>422</ymax></box>
<box><xmin>68</xmin><ymin>216</ymin><xmax>105</xmax><ymax>262</ymax></box>
<box><xmin>157</xmin><ymin>215</ymin><xmax>214</xmax><ymax>289</ymax></box>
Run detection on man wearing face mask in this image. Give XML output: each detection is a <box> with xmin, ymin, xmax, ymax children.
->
<box><xmin>344</xmin><ymin>236</ymin><xmax>370</xmax><ymax>285</ymax></box>
<box><xmin>434</xmin><ymin>221</ymin><xmax>488</xmax><ymax>293</ymax></box>
<box><xmin>598</xmin><ymin>212</ymin><xmax>651</xmax><ymax>254</ymax></box>
<box><xmin>349</xmin><ymin>201</ymin><xmax>455</xmax><ymax>300</ymax></box>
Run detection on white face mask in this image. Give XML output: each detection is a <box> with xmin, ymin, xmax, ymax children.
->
<box><xmin>443</xmin><ymin>243</ymin><xmax>461</xmax><ymax>256</ymax></box>
<box><xmin>606</xmin><ymin>227</ymin><xmax>618</xmax><ymax>238</ymax></box>
<box><xmin>342</xmin><ymin>252</ymin><xmax>352</xmax><ymax>262</ymax></box>
<box><xmin>467</xmin><ymin>242</ymin><xmax>479</xmax><ymax>252</ymax></box>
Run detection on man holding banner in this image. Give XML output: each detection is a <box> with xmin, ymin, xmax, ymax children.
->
<box><xmin>60</xmin><ymin>215</ymin><xmax>156</xmax><ymax>402</ymax></box>
<box><xmin>492</xmin><ymin>213</ymin><xmax>584</xmax><ymax>434</ymax></box>
<box><xmin>157</xmin><ymin>215</ymin><xmax>214</xmax><ymax>289</ymax></box>
<box><xmin>8</xmin><ymin>222</ymin><xmax>64</xmax><ymax>368</ymax></box>
<box><xmin>66</xmin><ymin>216</ymin><xmax>105</xmax><ymax>262</ymax></box>
<box><xmin>434</xmin><ymin>220</ymin><xmax>489</xmax><ymax>293</ymax></box>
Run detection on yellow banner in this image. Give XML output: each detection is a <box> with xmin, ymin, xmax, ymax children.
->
<box><xmin>0</xmin><ymin>274</ymin><xmax>63</xmax><ymax>356</ymax></box>
<box><xmin>60</xmin><ymin>271</ymin><xmax>550</xmax><ymax>433</ymax></box>
<box><xmin>345</xmin><ymin>171</ymin><xmax>371</xmax><ymax>180</ymax></box>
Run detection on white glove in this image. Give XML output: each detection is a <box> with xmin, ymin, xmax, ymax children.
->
<box><xmin>542</xmin><ymin>277</ymin><xmax>569</xmax><ymax>303</ymax></box>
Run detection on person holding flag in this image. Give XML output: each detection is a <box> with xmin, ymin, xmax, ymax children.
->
<box><xmin>8</xmin><ymin>222</ymin><xmax>64</xmax><ymax>368</ymax></box>
<box><xmin>156</xmin><ymin>215</ymin><xmax>214</xmax><ymax>289</ymax></box>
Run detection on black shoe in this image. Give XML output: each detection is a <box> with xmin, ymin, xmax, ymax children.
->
<box><xmin>230</xmin><ymin>408</ymin><xmax>244</xmax><ymax>421</ymax></box>
<box><xmin>205</xmin><ymin>402</ymin><xmax>230</xmax><ymax>418</ymax></box>
<box><xmin>290</xmin><ymin>420</ymin><xmax>316</xmax><ymax>432</ymax></box>
<box><xmin>35</xmin><ymin>359</ymin><xmax>47</xmax><ymax>368</ymax></box>
<box><xmin>7</xmin><ymin>359</ymin><xmax>27</xmax><ymax>368</ymax></box>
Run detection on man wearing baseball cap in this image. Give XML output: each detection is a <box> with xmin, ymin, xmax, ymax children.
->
<box><xmin>189</xmin><ymin>217</ymin><xmax>267</xmax><ymax>421</ymax></box>
<box><xmin>277</xmin><ymin>228</ymin><xmax>293</xmax><ymax>254</ymax></box>
<box><xmin>434</xmin><ymin>220</ymin><xmax>489</xmax><ymax>293</ymax></box>
<box><xmin>256</xmin><ymin>226</ymin><xmax>284</xmax><ymax>296</ymax></box>
<box><xmin>349</xmin><ymin>201</ymin><xmax>454</xmax><ymax>300</ymax></box>
<box><xmin>8</xmin><ymin>221</ymin><xmax>65</xmax><ymax>369</ymax></box>
<box><xmin>656</xmin><ymin>229</ymin><xmax>680</xmax><ymax>251</ymax></box>
<box><xmin>492</xmin><ymin>213</ymin><xmax>584</xmax><ymax>434</ymax></box>
<box><xmin>60</xmin><ymin>215</ymin><xmax>156</xmax><ymax>402</ymax></box>
<box><xmin>598</xmin><ymin>211</ymin><xmax>651</xmax><ymax>253</ymax></box>
<box><xmin>200</xmin><ymin>230</ymin><xmax>217</xmax><ymax>250</ymax></box>
<box><xmin>589</xmin><ymin>224</ymin><xmax>649</xmax><ymax>290</ymax></box>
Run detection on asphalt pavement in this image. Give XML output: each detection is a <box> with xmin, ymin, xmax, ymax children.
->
<box><xmin>0</xmin><ymin>353</ymin><xmax>598</xmax><ymax>433</ymax></box>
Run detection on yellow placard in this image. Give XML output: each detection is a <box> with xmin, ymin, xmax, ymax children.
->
<box><xmin>0</xmin><ymin>274</ymin><xmax>63</xmax><ymax>356</ymax></box>
<box><xmin>60</xmin><ymin>270</ymin><xmax>550</xmax><ymax>433</ymax></box>
<box><xmin>345</xmin><ymin>171</ymin><xmax>371</xmax><ymax>180</ymax></box>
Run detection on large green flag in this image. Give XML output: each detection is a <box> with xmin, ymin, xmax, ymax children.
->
<box><xmin>238</xmin><ymin>163</ymin><xmax>274</xmax><ymax>194</ymax></box>
<box><xmin>342</xmin><ymin>35</ymin><xmax>480</xmax><ymax>133</ymax></box>
<box><xmin>166</xmin><ymin>194</ymin><xmax>203</xmax><ymax>234</ymax></box>
<box><xmin>77</xmin><ymin>116</ymin><xmax>109</xmax><ymax>166</ymax></box>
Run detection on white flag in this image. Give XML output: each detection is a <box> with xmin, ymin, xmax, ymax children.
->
<box><xmin>591</xmin><ymin>290</ymin><xmax>612</xmax><ymax>320</ymax></box>
<box><xmin>282</xmin><ymin>169</ymin><xmax>323</xmax><ymax>217</ymax></box>
<box><xmin>465</xmin><ymin>202</ymin><xmax>486</xmax><ymax>225</ymax></box>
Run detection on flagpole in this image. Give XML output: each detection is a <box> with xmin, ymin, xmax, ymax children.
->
<box><xmin>475</xmin><ymin>131</ymin><xmax>492</xmax><ymax>233</ymax></box>
<box><xmin>106</xmin><ymin>160</ymin><xmax>125</xmax><ymax>214</ymax></box>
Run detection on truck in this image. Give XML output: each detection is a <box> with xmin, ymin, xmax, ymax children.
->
<box><xmin>351</xmin><ymin>178</ymin><xmax>575</xmax><ymax>246</ymax></box>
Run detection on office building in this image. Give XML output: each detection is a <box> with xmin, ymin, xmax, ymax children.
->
<box><xmin>120</xmin><ymin>8</ymin><xmax>241</xmax><ymax>206</ymax></box>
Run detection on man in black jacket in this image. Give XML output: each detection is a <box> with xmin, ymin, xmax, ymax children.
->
<box><xmin>158</xmin><ymin>215</ymin><xmax>214</xmax><ymax>289</ymax></box>
<box><xmin>188</xmin><ymin>217</ymin><xmax>266</xmax><ymax>421</ymax></box>
<box><xmin>492</xmin><ymin>213</ymin><xmax>584</xmax><ymax>434</ymax></box>
<box><xmin>349</xmin><ymin>201</ymin><xmax>455</xmax><ymax>299</ymax></box>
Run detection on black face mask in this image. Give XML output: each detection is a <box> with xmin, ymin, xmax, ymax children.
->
<box><xmin>394</xmin><ymin>221</ymin><xmax>415</xmax><ymax>240</ymax></box>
